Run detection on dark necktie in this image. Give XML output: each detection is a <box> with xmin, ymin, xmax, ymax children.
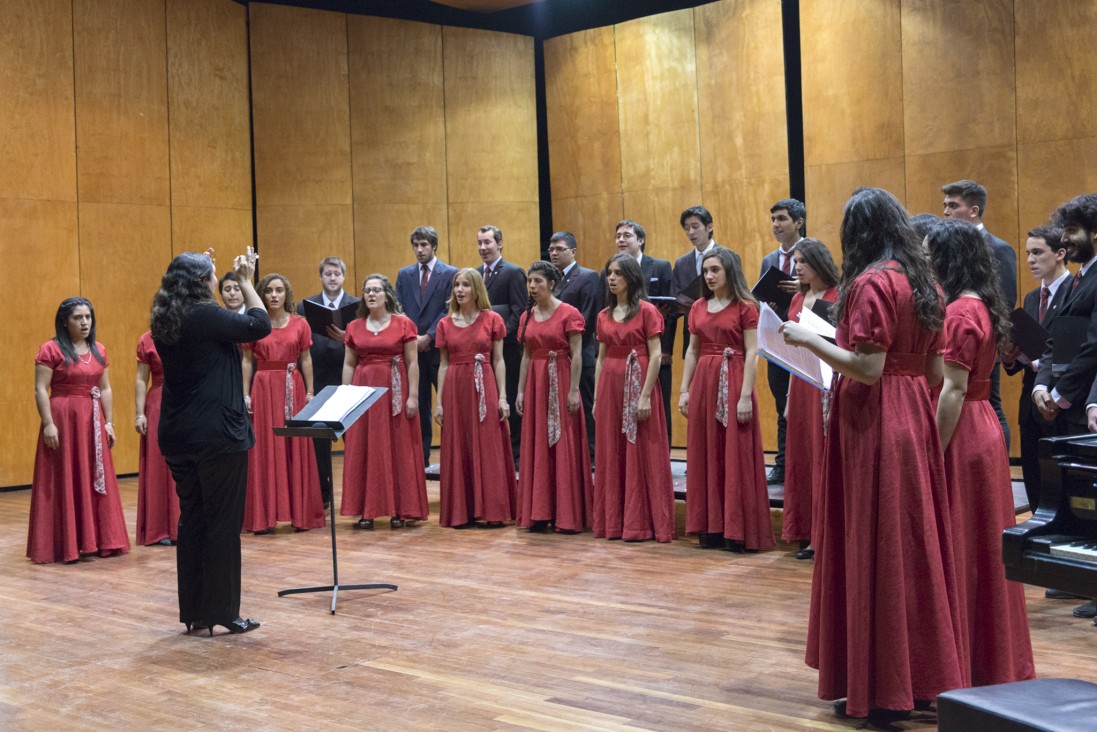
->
<box><xmin>485</xmin><ymin>265</ymin><xmax>496</xmax><ymax>286</ymax></box>
<box><xmin>1039</xmin><ymin>286</ymin><xmax>1050</xmax><ymax>322</ymax></box>
<box><xmin>420</xmin><ymin>264</ymin><xmax>429</xmax><ymax>297</ymax></box>
<box><xmin>781</xmin><ymin>249</ymin><xmax>794</xmax><ymax>275</ymax></box>
<box><xmin>1072</xmin><ymin>270</ymin><xmax>1083</xmax><ymax>293</ymax></box>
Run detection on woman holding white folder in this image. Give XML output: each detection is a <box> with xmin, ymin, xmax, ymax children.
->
<box><xmin>678</xmin><ymin>247</ymin><xmax>773</xmax><ymax>552</ymax></box>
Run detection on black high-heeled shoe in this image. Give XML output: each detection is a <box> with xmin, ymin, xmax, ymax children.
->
<box><xmin>390</xmin><ymin>517</ymin><xmax>404</xmax><ymax>529</ymax></box>
<box><xmin>206</xmin><ymin>617</ymin><xmax>260</xmax><ymax>636</ymax></box>
<box><xmin>356</xmin><ymin>518</ymin><xmax>374</xmax><ymax>530</ymax></box>
<box><xmin>184</xmin><ymin>621</ymin><xmax>208</xmax><ymax>634</ymax></box>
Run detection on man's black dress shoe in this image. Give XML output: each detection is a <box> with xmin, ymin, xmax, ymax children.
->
<box><xmin>795</xmin><ymin>547</ymin><xmax>815</xmax><ymax>560</ymax></box>
<box><xmin>698</xmin><ymin>533</ymin><xmax>723</xmax><ymax>549</ymax></box>
<box><xmin>1046</xmin><ymin>588</ymin><xmax>1083</xmax><ymax>600</ymax></box>
<box><xmin>766</xmin><ymin>467</ymin><xmax>784</xmax><ymax>485</ymax></box>
<box><xmin>1073</xmin><ymin>600</ymin><xmax>1097</xmax><ymax>618</ymax></box>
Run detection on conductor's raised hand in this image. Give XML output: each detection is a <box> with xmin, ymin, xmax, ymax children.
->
<box><xmin>233</xmin><ymin>246</ymin><xmax>258</xmax><ymax>281</ymax></box>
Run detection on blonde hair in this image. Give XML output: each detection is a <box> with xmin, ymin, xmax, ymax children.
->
<box><xmin>448</xmin><ymin>267</ymin><xmax>492</xmax><ymax>313</ymax></box>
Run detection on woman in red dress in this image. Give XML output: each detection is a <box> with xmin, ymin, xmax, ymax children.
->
<box><xmin>434</xmin><ymin>268</ymin><xmax>516</xmax><ymax>528</ymax></box>
<box><xmin>515</xmin><ymin>261</ymin><xmax>592</xmax><ymax>533</ymax></box>
<box><xmin>29</xmin><ymin>297</ymin><xmax>130</xmax><ymax>564</ymax></box>
<box><xmin>929</xmin><ymin>219</ymin><xmax>1035</xmax><ymax>686</ymax></box>
<box><xmin>678</xmin><ymin>247</ymin><xmax>772</xmax><ymax>552</ymax></box>
<box><xmin>341</xmin><ymin>274</ymin><xmax>428</xmax><ymax>530</ymax></box>
<box><xmin>241</xmin><ymin>274</ymin><xmax>324</xmax><ymax>534</ymax></box>
<box><xmin>781</xmin><ymin>188</ymin><xmax>965</xmax><ymax>720</ymax></box>
<box><xmin>593</xmin><ymin>253</ymin><xmax>675</xmax><ymax>543</ymax></box>
<box><xmin>135</xmin><ymin>331</ymin><xmax>179</xmax><ymax>546</ymax></box>
<box><xmin>782</xmin><ymin>238</ymin><xmax>840</xmax><ymax>559</ymax></box>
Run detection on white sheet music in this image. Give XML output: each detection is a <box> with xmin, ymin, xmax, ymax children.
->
<box><xmin>756</xmin><ymin>304</ymin><xmax>832</xmax><ymax>391</ymax></box>
<box><xmin>310</xmin><ymin>385</ymin><xmax>376</xmax><ymax>423</ymax></box>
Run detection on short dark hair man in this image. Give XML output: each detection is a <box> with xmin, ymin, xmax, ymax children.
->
<box><xmin>476</xmin><ymin>225</ymin><xmax>527</xmax><ymax>464</ymax></box>
<box><xmin>297</xmin><ymin>256</ymin><xmax>359</xmax><ymax>507</ymax></box>
<box><xmin>549</xmin><ymin>231</ymin><xmax>600</xmax><ymax>462</ymax></box>
<box><xmin>942</xmin><ymin>179</ymin><xmax>1018</xmax><ymax>449</ymax></box>
<box><xmin>612</xmin><ymin>219</ymin><xmax>676</xmax><ymax>445</ymax></box>
<box><xmin>758</xmin><ymin>198</ymin><xmax>806</xmax><ymax>485</ymax></box>
<box><xmin>395</xmin><ymin>226</ymin><xmax>457</xmax><ymax>467</ymax></box>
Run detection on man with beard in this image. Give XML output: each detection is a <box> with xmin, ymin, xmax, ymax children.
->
<box><xmin>1033</xmin><ymin>193</ymin><xmax>1097</xmax><ymax>620</ymax></box>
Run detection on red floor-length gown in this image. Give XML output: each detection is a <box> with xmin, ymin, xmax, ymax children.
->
<box><xmin>593</xmin><ymin>300</ymin><xmax>676</xmax><ymax>543</ymax></box>
<box><xmin>941</xmin><ymin>296</ymin><xmax>1035</xmax><ymax>686</ymax></box>
<box><xmin>782</xmin><ymin>287</ymin><xmax>837</xmax><ymax>544</ymax></box>
<box><xmin>135</xmin><ymin>331</ymin><xmax>179</xmax><ymax>545</ymax></box>
<box><xmin>436</xmin><ymin>310</ymin><xmax>517</xmax><ymax>526</ymax></box>
<box><xmin>806</xmin><ymin>265</ymin><xmax>966</xmax><ymax>717</ymax></box>
<box><xmin>684</xmin><ymin>298</ymin><xmax>774</xmax><ymax>549</ymax></box>
<box><xmin>341</xmin><ymin>314</ymin><xmax>429</xmax><ymax>522</ymax></box>
<box><xmin>516</xmin><ymin>303</ymin><xmax>592</xmax><ymax>533</ymax></box>
<box><xmin>28</xmin><ymin>340</ymin><xmax>130</xmax><ymax>563</ymax></box>
<box><xmin>243</xmin><ymin>315</ymin><xmax>325</xmax><ymax>532</ymax></box>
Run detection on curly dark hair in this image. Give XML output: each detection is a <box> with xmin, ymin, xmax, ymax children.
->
<box><xmin>257</xmin><ymin>273</ymin><xmax>295</xmax><ymax>314</ymax></box>
<box><xmin>602</xmin><ymin>252</ymin><xmax>646</xmax><ymax>322</ymax></box>
<box><xmin>926</xmin><ymin>219</ymin><xmax>1012</xmax><ymax>353</ymax></box>
<box><xmin>356</xmin><ymin>273</ymin><xmax>403</xmax><ymax>318</ymax></box>
<box><xmin>150</xmin><ymin>253</ymin><xmax>216</xmax><ymax>345</ymax></box>
<box><xmin>518</xmin><ymin>260</ymin><xmax>562</xmax><ymax>343</ymax></box>
<box><xmin>793</xmin><ymin>238</ymin><xmax>840</xmax><ymax>292</ymax></box>
<box><xmin>54</xmin><ymin>296</ymin><xmax>105</xmax><ymax>366</ymax></box>
<box><xmin>835</xmin><ymin>187</ymin><xmax>944</xmax><ymax>332</ymax></box>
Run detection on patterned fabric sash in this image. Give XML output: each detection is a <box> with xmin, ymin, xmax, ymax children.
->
<box><xmin>621</xmin><ymin>349</ymin><xmax>642</xmax><ymax>444</ymax></box>
<box><xmin>714</xmin><ymin>347</ymin><xmax>737</xmax><ymax>427</ymax></box>
<box><xmin>284</xmin><ymin>363</ymin><xmax>296</xmax><ymax>419</ymax></box>
<box><xmin>532</xmin><ymin>348</ymin><xmax>562</xmax><ymax>446</ymax></box>
<box><xmin>882</xmin><ymin>352</ymin><xmax>925</xmax><ymax>376</ymax></box>
<box><xmin>361</xmin><ymin>354</ymin><xmax>404</xmax><ymax>415</ymax></box>
<box><xmin>450</xmin><ymin>352</ymin><xmax>491</xmax><ymax>422</ymax></box>
<box><xmin>49</xmin><ymin>384</ymin><xmax>107</xmax><ymax>495</ymax></box>
<box><xmin>965</xmin><ymin>378</ymin><xmax>990</xmax><ymax>401</ymax></box>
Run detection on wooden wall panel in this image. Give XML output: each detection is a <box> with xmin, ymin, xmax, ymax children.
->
<box><xmin>348</xmin><ymin>16</ymin><xmax>447</xmax><ymax>286</ymax></box>
<box><xmin>72</xmin><ymin>0</ymin><xmax>170</xmax><ymax>206</ymax></box>
<box><xmin>614</xmin><ymin>10</ymin><xmax>701</xmax><ymax>263</ymax></box>
<box><xmin>1017</xmin><ymin>140</ymin><xmax>1097</xmax><ymax>232</ymax></box>
<box><xmin>166</xmin><ymin>0</ymin><xmax>252</xmax><ymax>252</ymax></box>
<box><xmin>801</xmin><ymin>0</ymin><xmax>903</xmax><ymax>167</ymax></box>
<box><xmin>549</xmin><ymin>195</ymin><xmax>624</xmax><ymax>272</ymax></box>
<box><xmin>442</xmin><ymin>27</ymin><xmax>539</xmax><ymax>271</ymax></box>
<box><xmin>805</xmin><ymin>158</ymin><xmax>908</xmax><ymax>260</ymax></box>
<box><xmin>250</xmin><ymin>3</ymin><xmax>353</xmax><ymax>299</ymax></box>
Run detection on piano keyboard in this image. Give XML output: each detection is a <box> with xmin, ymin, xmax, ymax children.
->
<box><xmin>1050</xmin><ymin>540</ymin><xmax>1097</xmax><ymax>564</ymax></box>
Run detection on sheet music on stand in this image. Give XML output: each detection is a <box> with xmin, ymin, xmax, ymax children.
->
<box><xmin>756</xmin><ymin>303</ymin><xmax>833</xmax><ymax>391</ymax></box>
<box><xmin>309</xmin><ymin>385</ymin><xmax>375</xmax><ymax>424</ymax></box>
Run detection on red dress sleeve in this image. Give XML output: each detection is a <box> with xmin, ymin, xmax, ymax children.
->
<box><xmin>562</xmin><ymin>305</ymin><xmax>584</xmax><ymax>335</ymax></box>
<box><xmin>344</xmin><ymin>320</ymin><xmax>360</xmax><ymax>351</ymax></box>
<box><xmin>435</xmin><ymin>317</ymin><xmax>449</xmax><ymax>350</ymax></box>
<box><xmin>488</xmin><ymin>310</ymin><xmax>506</xmax><ymax>342</ymax></box>
<box><xmin>37</xmin><ymin>340</ymin><xmax>63</xmax><ymax>368</ymax></box>
<box><xmin>740</xmin><ymin>300</ymin><xmax>759</xmax><ymax>330</ymax></box>
<box><xmin>136</xmin><ymin>333</ymin><xmax>152</xmax><ymax>365</ymax></box>
<box><xmin>687</xmin><ymin>298</ymin><xmax>704</xmax><ymax>336</ymax></box>
<box><xmin>942</xmin><ymin>302</ymin><xmax>982</xmax><ymax>372</ymax></box>
<box><xmin>641</xmin><ymin>301</ymin><xmax>664</xmax><ymax>339</ymax></box>
<box><xmin>400</xmin><ymin>315</ymin><xmax>418</xmax><ymax>342</ymax></box>
<box><xmin>518</xmin><ymin>310</ymin><xmax>530</xmax><ymax>341</ymax></box>
<box><xmin>295</xmin><ymin>316</ymin><xmax>312</xmax><ymax>352</ymax></box>
<box><xmin>596</xmin><ymin>310</ymin><xmax>609</xmax><ymax>343</ymax></box>
<box><xmin>98</xmin><ymin>342</ymin><xmax>109</xmax><ymax>366</ymax></box>
<box><xmin>844</xmin><ymin>270</ymin><xmax>896</xmax><ymax>351</ymax></box>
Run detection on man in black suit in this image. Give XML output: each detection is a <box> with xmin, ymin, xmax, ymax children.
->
<box><xmin>548</xmin><ymin>231</ymin><xmax>600</xmax><ymax>461</ymax></box>
<box><xmin>1033</xmin><ymin>194</ymin><xmax>1097</xmax><ymax>619</ymax></box>
<box><xmin>758</xmin><ymin>198</ymin><xmax>806</xmax><ymax>485</ymax></box>
<box><xmin>669</xmin><ymin>206</ymin><xmax>744</xmax><ymax>358</ymax></box>
<box><xmin>1003</xmin><ymin>226</ymin><xmax>1068</xmax><ymax>511</ymax></box>
<box><xmin>614</xmin><ymin>219</ymin><xmax>675</xmax><ymax>445</ymax></box>
<box><xmin>942</xmin><ymin>179</ymin><xmax>1018</xmax><ymax>449</ymax></box>
<box><xmin>297</xmin><ymin>256</ymin><xmax>359</xmax><ymax>508</ymax></box>
<box><xmin>475</xmin><ymin>225</ymin><xmax>527</xmax><ymax>463</ymax></box>
<box><xmin>395</xmin><ymin>226</ymin><xmax>457</xmax><ymax>467</ymax></box>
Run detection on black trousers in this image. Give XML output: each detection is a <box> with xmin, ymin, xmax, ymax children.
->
<box><xmin>166</xmin><ymin>448</ymin><xmax>248</xmax><ymax>625</ymax></box>
<box><xmin>658</xmin><ymin>362</ymin><xmax>673</xmax><ymax>446</ymax></box>
<box><xmin>578</xmin><ymin>363</ymin><xmax>595</xmax><ymax>463</ymax></box>
<box><xmin>767</xmin><ymin>360</ymin><xmax>790</xmax><ymax>470</ymax></box>
<box><xmin>1018</xmin><ymin>396</ymin><xmax>1055</xmax><ymax>512</ymax></box>
<box><xmin>417</xmin><ymin>349</ymin><xmax>440</xmax><ymax>466</ymax></box>
<box><xmin>989</xmin><ymin>360</ymin><xmax>1011</xmax><ymax>452</ymax></box>
<box><xmin>504</xmin><ymin>340</ymin><xmax>523</xmax><ymax>462</ymax></box>
<box><xmin>311</xmin><ymin>437</ymin><xmax>333</xmax><ymax>505</ymax></box>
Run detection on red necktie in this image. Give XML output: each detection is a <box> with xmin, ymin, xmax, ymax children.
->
<box><xmin>1072</xmin><ymin>270</ymin><xmax>1083</xmax><ymax>293</ymax></box>
<box><xmin>1039</xmin><ymin>286</ymin><xmax>1049</xmax><ymax>322</ymax></box>
<box><xmin>781</xmin><ymin>250</ymin><xmax>793</xmax><ymax>275</ymax></box>
<box><xmin>485</xmin><ymin>265</ymin><xmax>495</xmax><ymax>286</ymax></box>
<box><xmin>420</xmin><ymin>264</ymin><xmax>429</xmax><ymax>297</ymax></box>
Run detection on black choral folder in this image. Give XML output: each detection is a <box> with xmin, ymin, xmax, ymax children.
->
<box><xmin>751</xmin><ymin>266</ymin><xmax>795</xmax><ymax>313</ymax></box>
<box><xmin>302</xmin><ymin>299</ymin><xmax>358</xmax><ymax>336</ymax></box>
<box><xmin>1009</xmin><ymin>307</ymin><xmax>1049</xmax><ymax>363</ymax></box>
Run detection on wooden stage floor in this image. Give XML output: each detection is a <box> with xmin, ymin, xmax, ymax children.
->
<box><xmin>2</xmin><ymin>453</ymin><xmax>1095</xmax><ymax>731</ymax></box>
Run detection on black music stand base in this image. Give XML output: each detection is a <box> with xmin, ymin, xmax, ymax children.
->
<box><xmin>277</xmin><ymin>487</ymin><xmax>397</xmax><ymax>614</ymax></box>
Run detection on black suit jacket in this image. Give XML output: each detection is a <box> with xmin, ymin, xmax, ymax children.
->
<box><xmin>670</xmin><ymin>244</ymin><xmax>743</xmax><ymax>357</ymax></box>
<box><xmin>1006</xmin><ymin>282</ymin><xmax>1063</xmax><ymax>423</ymax></box>
<box><xmin>984</xmin><ymin>229</ymin><xmax>1018</xmax><ymax>307</ymax></box>
<box><xmin>640</xmin><ymin>254</ymin><xmax>675</xmax><ymax>358</ymax></box>
<box><xmin>395</xmin><ymin>259</ymin><xmax>457</xmax><ymax>344</ymax></box>
<box><xmin>477</xmin><ymin>259</ymin><xmax>527</xmax><ymax>344</ymax></box>
<box><xmin>297</xmin><ymin>292</ymin><xmax>360</xmax><ymax>391</ymax></box>
<box><xmin>1035</xmin><ymin>265</ymin><xmax>1097</xmax><ymax>423</ymax></box>
<box><xmin>555</xmin><ymin>263</ymin><xmax>600</xmax><ymax>367</ymax></box>
<box><xmin>759</xmin><ymin>247</ymin><xmax>794</xmax><ymax>319</ymax></box>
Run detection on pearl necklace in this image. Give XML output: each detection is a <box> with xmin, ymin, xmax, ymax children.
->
<box><xmin>366</xmin><ymin>315</ymin><xmax>389</xmax><ymax>335</ymax></box>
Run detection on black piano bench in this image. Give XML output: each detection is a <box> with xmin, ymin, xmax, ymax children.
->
<box><xmin>938</xmin><ymin>678</ymin><xmax>1097</xmax><ymax>732</ymax></box>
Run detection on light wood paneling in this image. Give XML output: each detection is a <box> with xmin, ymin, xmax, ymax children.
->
<box><xmin>78</xmin><ymin>202</ymin><xmax>173</xmax><ymax>474</ymax></box>
<box><xmin>72</xmin><ymin>0</ymin><xmax>170</xmax><ymax>206</ymax></box>
<box><xmin>1015</xmin><ymin>0</ymin><xmax>1097</xmax><ymax>146</ymax></box>
<box><xmin>0</xmin><ymin>200</ymin><xmax>80</xmax><ymax>487</ymax></box>
<box><xmin>702</xmin><ymin>178</ymin><xmax>796</xmax><ymax>286</ymax></box>
<box><xmin>544</xmin><ymin>26</ymin><xmax>622</xmax><ymax>201</ymax></box>
<box><xmin>614</xmin><ymin>10</ymin><xmax>702</xmax><ymax>257</ymax></box>
<box><xmin>801</xmin><ymin>0</ymin><xmax>903</xmax><ymax>166</ymax></box>
<box><xmin>902</xmin><ymin>0</ymin><xmax>1015</xmax><ymax>156</ymax></box>
<box><xmin>442</xmin><ymin>27</ymin><xmax>539</xmax><ymax>270</ymax></box>
<box><xmin>550</xmin><ymin>194</ymin><xmax>624</xmax><ymax>271</ymax></box>
<box><xmin>0</xmin><ymin>0</ymin><xmax>77</xmax><ymax>202</ymax></box>
<box><xmin>1018</xmin><ymin>139</ymin><xmax>1097</xmax><ymax>233</ymax></box>
<box><xmin>250</xmin><ymin>3</ymin><xmax>352</xmax><ymax>208</ymax></box>
<box><xmin>805</xmin><ymin>158</ymin><xmax>908</xmax><ymax>254</ymax></box>
<box><xmin>255</xmin><ymin>204</ymin><xmax>355</xmax><ymax>305</ymax></box>
<box><xmin>348</xmin><ymin>16</ymin><xmax>447</xmax><ymax>285</ymax></box>
<box><xmin>170</xmin><ymin>206</ymin><xmax>254</xmax><ymax>259</ymax></box>
<box><xmin>166</xmin><ymin>0</ymin><xmax>251</xmax><ymax>212</ymax></box>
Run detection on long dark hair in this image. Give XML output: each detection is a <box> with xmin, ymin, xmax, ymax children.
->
<box><xmin>150</xmin><ymin>253</ymin><xmax>216</xmax><ymax>345</ymax></box>
<box><xmin>519</xmin><ymin>260</ymin><xmax>562</xmax><ymax>343</ymax></box>
<box><xmin>356</xmin><ymin>273</ymin><xmax>403</xmax><ymax>318</ymax></box>
<box><xmin>54</xmin><ymin>297</ymin><xmax>105</xmax><ymax>365</ymax></box>
<box><xmin>926</xmin><ymin>219</ymin><xmax>1012</xmax><ymax>352</ymax></box>
<box><xmin>258</xmin><ymin>273</ymin><xmax>296</xmax><ymax>314</ymax></box>
<box><xmin>700</xmin><ymin>246</ymin><xmax>756</xmax><ymax>306</ymax></box>
<box><xmin>835</xmin><ymin>187</ymin><xmax>943</xmax><ymax>331</ymax></box>
<box><xmin>602</xmin><ymin>253</ymin><xmax>645</xmax><ymax>322</ymax></box>
<box><xmin>794</xmin><ymin>238</ymin><xmax>840</xmax><ymax>292</ymax></box>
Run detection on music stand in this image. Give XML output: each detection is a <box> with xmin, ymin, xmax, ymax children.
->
<box><xmin>272</xmin><ymin>384</ymin><xmax>396</xmax><ymax>613</ymax></box>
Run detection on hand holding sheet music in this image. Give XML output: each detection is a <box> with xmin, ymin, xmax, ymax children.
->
<box><xmin>756</xmin><ymin>304</ymin><xmax>833</xmax><ymax>391</ymax></box>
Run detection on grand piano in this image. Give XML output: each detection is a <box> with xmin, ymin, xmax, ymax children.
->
<box><xmin>1004</xmin><ymin>433</ymin><xmax>1097</xmax><ymax>598</ymax></box>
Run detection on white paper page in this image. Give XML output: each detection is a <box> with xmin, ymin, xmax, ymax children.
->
<box><xmin>795</xmin><ymin>307</ymin><xmax>835</xmax><ymax>385</ymax></box>
<box><xmin>309</xmin><ymin>384</ymin><xmax>375</xmax><ymax>423</ymax></box>
<box><xmin>756</xmin><ymin>304</ymin><xmax>830</xmax><ymax>391</ymax></box>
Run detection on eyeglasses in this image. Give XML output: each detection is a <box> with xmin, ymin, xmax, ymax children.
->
<box><xmin>547</xmin><ymin>246</ymin><xmax>570</xmax><ymax>253</ymax></box>
<box><xmin>363</xmin><ymin>287</ymin><xmax>385</xmax><ymax>294</ymax></box>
